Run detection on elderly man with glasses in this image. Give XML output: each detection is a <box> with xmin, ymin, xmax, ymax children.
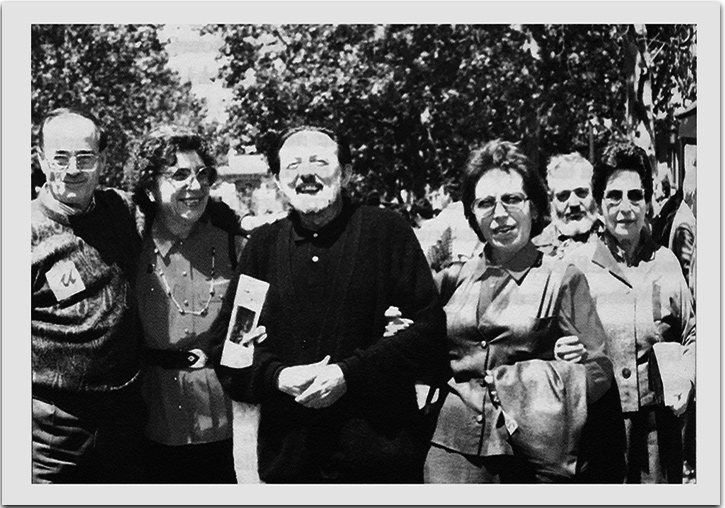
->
<box><xmin>31</xmin><ymin>108</ymin><xmax>145</xmax><ymax>483</ymax></box>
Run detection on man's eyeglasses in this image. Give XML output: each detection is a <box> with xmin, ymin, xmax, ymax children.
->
<box><xmin>604</xmin><ymin>188</ymin><xmax>645</xmax><ymax>205</ymax></box>
<box><xmin>164</xmin><ymin>167</ymin><xmax>214</xmax><ymax>187</ymax></box>
<box><xmin>554</xmin><ymin>187</ymin><xmax>590</xmax><ymax>203</ymax></box>
<box><xmin>472</xmin><ymin>193</ymin><xmax>528</xmax><ymax>217</ymax></box>
<box><xmin>47</xmin><ymin>152</ymin><xmax>99</xmax><ymax>172</ymax></box>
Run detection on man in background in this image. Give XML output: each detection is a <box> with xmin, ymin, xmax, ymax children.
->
<box><xmin>534</xmin><ymin>152</ymin><xmax>602</xmax><ymax>260</ymax></box>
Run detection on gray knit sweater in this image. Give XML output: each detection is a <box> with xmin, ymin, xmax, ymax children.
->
<box><xmin>31</xmin><ymin>187</ymin><xmax>143</xmax><ymax>394</ymax></box>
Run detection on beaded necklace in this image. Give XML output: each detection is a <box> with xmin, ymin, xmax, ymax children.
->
<box><xmin>153</xmin><ymin>246</ymin><xmax>216</xmax><ymax>316</ymax></box>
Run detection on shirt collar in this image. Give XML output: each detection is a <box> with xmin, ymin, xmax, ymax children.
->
<box><xmin>290</xmin><ymin>196</ymin><xmax>353</xmax><ymax>243</ymax></box>
<box><xmin>590</xmin><ymin>228</ymin><xmax>657</xmax><ymax>289</ymax></box>
<box><xmin>473</xmin><ymin>241</ymin><xmax>541</xmax><ymax>284</ymax></box>
<box><xmin>151</xmin><ymin>212</ymin><xmax>209</xmax><ymax>258</ymax></box>
<box><xmin>590</xmin><ymin>236</ymin><xmax>631</xmax><ymax>288</ymax></box>
<box><xmin>600</xmin><ymin>227</ymin><xmax>656</xmax><ymax>267</ymax></box>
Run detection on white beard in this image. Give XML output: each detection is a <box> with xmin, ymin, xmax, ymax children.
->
<box><xmin>282</xmin><ymin>180</ymin><xmax>341</xmax><ymax>215</ymax></box>
<box><xmin>554</xmin><ymin>213</ymin><xmax>596</xmax><ymax>237</ymax></box>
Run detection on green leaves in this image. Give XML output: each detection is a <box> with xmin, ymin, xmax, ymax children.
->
<box><xmin>32</xmin><ymin>24</ymin><xmax>694</xmax><ymax>201</ymax></box>
<box><xmin>32</xmin><ymin>24</ymin><xmax>207</xmax><ymax>190</ymax></box>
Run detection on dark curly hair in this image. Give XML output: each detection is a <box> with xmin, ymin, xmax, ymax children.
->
<box><xmin>592</xmin><ymin>141</ymin><xmax>653</xmax><ymax>205</ymax></box>
<box><xmin>461</xmin><ymin>140</ymin><xmax>548</xmax><ymax>242</ymax></box>
<box><xmin>132</xmin><ymin>125</ymin><xmax>217</xmax><ymax>218</ymax></box>
<box><xmin>39</xmin><ymin>107</ymin><xmax>108</xmax><ymax>152</ymax></box>
<box><xmin>264</xmin><ymin>125</ymin><xmax>352</xmax><ymax>176</ymax></box>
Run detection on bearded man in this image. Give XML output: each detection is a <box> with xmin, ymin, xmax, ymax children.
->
<box><xmin>215</xmin><ymin>126</ymin><xmax>448</xmax><ymax>483</ymax></box>
<box><xmin>534</xmin><ymin>153</ymin><xmax>602</xmax><ymax>260</ymax></box>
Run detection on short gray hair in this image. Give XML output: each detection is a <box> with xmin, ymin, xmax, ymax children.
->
<box><xmin>546</xmin><ymin>153</ymin><xmax>593</xmax><ymax>186</ymax></box>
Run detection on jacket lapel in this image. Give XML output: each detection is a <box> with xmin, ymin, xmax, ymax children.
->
<box><xmin>591</xmin><ymin>238</ymin><xmax>632</xmax><ymax>288</ymax></box>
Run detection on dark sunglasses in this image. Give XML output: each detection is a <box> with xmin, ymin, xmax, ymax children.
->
<box><xmin>554</xmin><ymin>187</ymin><xmax>590</xmax><ymax>202</ymax></box>
<box><xmin>604</xmin><ymin>188</ymin><xmax>645</xmax><ymax>204</ymax></box>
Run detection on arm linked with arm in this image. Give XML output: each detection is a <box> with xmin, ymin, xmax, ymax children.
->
<box><xmin>556</xmin><ymin>264</ymin><xmax>613</xmax><ymax>404</ymax></box>
<box><xmin>337</xmin><ymin>222</ymin><xmax>449</xmax><ymax>398</ymax></box>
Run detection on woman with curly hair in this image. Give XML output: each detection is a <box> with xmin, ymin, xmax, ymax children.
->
<box><xmin>131</xmin><ymin>126</ymin><xmax>263</xmax><ymax>483</ymax></box>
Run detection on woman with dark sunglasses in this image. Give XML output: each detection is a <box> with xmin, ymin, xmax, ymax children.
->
<box><xmin>561</xmin><ymin>141</ymin><xmax>696</xmax><ymax>483</ymax></box>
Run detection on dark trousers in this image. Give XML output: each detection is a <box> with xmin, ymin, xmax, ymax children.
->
<box><xmin>143</xmin><ymin>438</ymin><xmax>237</xmax><ymax>484</ymax></box>
<box><xmin>624</xmin><ymin>406</ymin><xmax>683</xmax><ymax>484</ymax></box>
<box><xmin>575</xmin><ymin>383</ymin><xmax>627</xmax><ymax>483</ymax></box>
<box><xmin>32</xmin><ymin>392</ymin><xmax>144</xmax><ymax>484</ymax></box>
<box><xmin>682</xmin><ymin>399</ymin><xmax>696</xmax><ymax>472</ymax></box>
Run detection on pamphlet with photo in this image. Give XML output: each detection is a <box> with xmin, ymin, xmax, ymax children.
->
<box><xmin>220</xmin><ymin>274</ymin><xmax>269</xmax><ymax>368</ymax></box>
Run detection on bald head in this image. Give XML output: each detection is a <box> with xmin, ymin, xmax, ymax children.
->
<box><xmin>38</xmin><ymin>110</ymin><xmax>105</xmax><ymax>210</ymax></box>
<box><xmin>39</xmin><ymin>108</ymin><xmax>106</xmax><ymax>153</ymax></box>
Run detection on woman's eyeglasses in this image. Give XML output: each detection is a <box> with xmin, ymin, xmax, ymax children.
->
<box><xmin>164</xmin><ymin>167</ymin><xmax>214</xmax><ymax>187</ymax></box>
<box><xmin>472</xmin><ymin>193</ymin><xmax>528</xmax><ymax>217</ymax></box>
<box><xmin>554</xmin><ymin>187</ymin><xmax>590</xmax><ymax>202</ymax></box>
<box><xmin>604</xmin><ymin>188</ymin><xmax>645</xmax><ymax>205</ymax></box>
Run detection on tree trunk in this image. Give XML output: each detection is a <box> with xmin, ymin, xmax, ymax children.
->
<box><xmin>623</xmin><ymin>24</ymin><xmax>657</xmax><ymax>171</ymax></box>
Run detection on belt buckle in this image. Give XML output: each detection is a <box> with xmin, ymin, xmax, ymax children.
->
<box><xmin>186</xmin><ymin>348</ymin><xmax>208</xmax><ymax>369</ymax></box>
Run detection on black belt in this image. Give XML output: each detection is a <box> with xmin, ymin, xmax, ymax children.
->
<box><xmin>145</xmin><ymin>348</ymin><xmax>209</xmax><ymax>369</ymax></box>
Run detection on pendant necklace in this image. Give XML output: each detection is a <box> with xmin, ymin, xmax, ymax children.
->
<box><xmin>153</xmin><ymin>246</ymin><xmax>216</xmax><ymax>316</ymax></box>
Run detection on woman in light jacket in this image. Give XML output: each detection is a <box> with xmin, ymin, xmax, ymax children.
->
<box><xmin>580</xmin><ymin>141</ymin><xmax>695</xmax><ymax>483</ymax></box>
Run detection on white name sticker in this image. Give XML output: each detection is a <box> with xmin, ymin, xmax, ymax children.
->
<box><xmin>46</xmin><ymin>260</ymin><xmax>86</xmax><ymax>301</ymax></box>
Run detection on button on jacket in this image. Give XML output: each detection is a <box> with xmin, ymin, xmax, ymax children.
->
<box><xmin>572</xmin><ymin>231</ymin><xmax>696</xmax><ymax>412</ymax></box>
<box><xmin>431</xmin><ymin>242</ymin><xmax>613</xmax><ymax>457</ymax></box>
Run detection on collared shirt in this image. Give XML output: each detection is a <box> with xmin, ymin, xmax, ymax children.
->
<box><xmin>135</xmin><ymin>215</ymin><xmax>240</xmax><ymax>445</ymax></box>
<box><xmin>287</xmin><ymin>202</ymin><xmax>351</xmax><ymax>351</ymax></box>
<box><xmin>432</xmin><ymin>241</ymin><xmax>611</xmax><ymax>457</ymax></box>
<box><xmin>573</xmin><ymin>230</ymin><xmax>696</xmax><ymax>412</ymax></box>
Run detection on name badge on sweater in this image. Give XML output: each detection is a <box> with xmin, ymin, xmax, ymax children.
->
<box><xmin>46</xmin><ymin>260</ymin><xmax>86</xmax><ymax>301</ymax></box>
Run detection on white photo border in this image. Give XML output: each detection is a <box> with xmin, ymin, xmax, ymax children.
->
<box><xmin>3</xmin><ymin>1</ymin><xmax>720</xmax><ymax>505</ymax></box>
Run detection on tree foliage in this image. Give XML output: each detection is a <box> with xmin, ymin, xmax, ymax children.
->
<box><xmin>32</xmin><ymin>24</ymin><xmax>207</xmax><ymax>189</ymax></box>
<box><xmin>208</xmin><ymin>24</ymin><xmax>695</xmax><ymax>202</ymax></box>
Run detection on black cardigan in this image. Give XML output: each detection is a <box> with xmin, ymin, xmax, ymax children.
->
<box><xmin>216</xmin><ymin>200</ymin><xmax>449</xmax><ymax>482</ymax></box>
